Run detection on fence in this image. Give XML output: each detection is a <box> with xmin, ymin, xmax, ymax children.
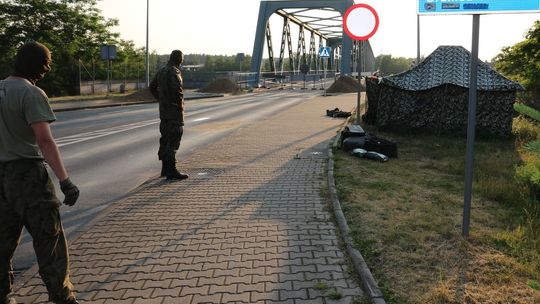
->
<box><xmin>80</xmin><ymin>80</ymin><xmax>146</xmax><ymax>95</ymax></box>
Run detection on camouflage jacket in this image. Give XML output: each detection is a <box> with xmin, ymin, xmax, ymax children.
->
<box><xmin>150</xmin><ymin>64</ymin><xmax>184</xmax><ymax>123</ymax></box>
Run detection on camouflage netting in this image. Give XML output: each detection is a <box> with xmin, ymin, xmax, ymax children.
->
<box><xmin>327</xmin><ymin>75</ymin><xmax>363</xmax><ymax>93</ymax></box>
<box><xmin>365</xmin><ymin>46</ymin><xmax>523</xmax><ymax>137</ymax></box>
<box><xmin>364</xmin><ymin>77</ymin><xmax>380</xmax><ymax>125</ymax></box>
<box><xmin>198</xmin><ymin>78</ymin><xmax>239</xmax><ymax>94</ymax></box>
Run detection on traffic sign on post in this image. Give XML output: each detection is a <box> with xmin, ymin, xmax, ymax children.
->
<box><xmin>100</xmin><ymin>45</ymin><xmax>117</xmax><ymax>60</ymax></box>
<box><xmin>343</xmin><ymin>4</ymin><xmax>379</xmax><ymax>41</ymax></box>
<box><xmin>319</xmin><ymin>47</ymin><xmax>331</xmax><ymax>95</ymax></box>
<box><xmin>415</xmin><ymin>0</ymin><xmax>540</xmax><ymax>237</ymax></box>
<box><xmin>100</xmin><ymin>45</ymin><xmax>117</xmax><ymax>95</ymax></box>
<box><xmin>319</xmin><ymin>47</ymin><xmax>331</xmax><ymax>58</ymax></box>
<box><xmin>418</xmin><ymin>0</ymin><xmax>540</xmax><ymax>15</ymax></box>
<box><xmin>343</xmin><ymin>3</ymin><xmax>379</xmax><ymax>124</ymax></box>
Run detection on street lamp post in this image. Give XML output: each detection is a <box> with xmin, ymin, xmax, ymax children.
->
<box><xmin>145</xmin><ymin>0</ymin><xmax>150</xmax><ymax>87</ymax></box>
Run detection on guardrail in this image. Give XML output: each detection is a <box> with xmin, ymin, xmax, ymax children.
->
<box><xmin>218</xmin><ymin>71</ymin><xmax>339</xmax><ymax>89</ymax></box>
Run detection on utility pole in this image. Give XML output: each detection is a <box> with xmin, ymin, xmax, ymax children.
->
<box><xmin>145</xmin><ymin>0</ymin><xmax>150</xmax><ymax>87</ymax></box>
<box><xmin>417</xmin><ymin>14</ymin><xmax>420</xmax><ymax>66</ymax></box>
<box><xmin>462</xmin><ymin>14</ymin><xmax>481</xmax><ymax>237</ymax></box>
<box><xmin>78</xmin><ymin>59</ymin><xmax>82</xmax><ymax>95</ymax></box>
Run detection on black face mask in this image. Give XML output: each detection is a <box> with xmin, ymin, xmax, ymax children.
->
<box><xmin>168</xmin><ymin>50</ymin><xmax>183</xmax><ymax>67</ymax></box>
<box><xmin>13</xmin><ymin>42</ymin><xmax>52</xmax><ymax>84</ymax></box>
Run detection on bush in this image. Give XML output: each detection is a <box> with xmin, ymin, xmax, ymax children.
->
<box><xmin>516</xmin><ymin>155</ymin><xmax>540</xmax><ymax>197</ymax></box>
<box><xmin>525</xmin><ymin>140</ymin><xmax>540</xmax><ymax>153</ymax></box>
<box><xmin>514</xmin><ymin>103</ymin><xmax>540</xmax><ymax>122</ymax></box>
<box><xmin>513</xmin><ymin>116</ymin><xmax>540</xmax><ymax>144</ymax></box>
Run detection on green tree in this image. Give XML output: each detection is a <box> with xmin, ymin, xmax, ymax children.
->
<box><xmin>494</xmin><ymin>21</ymin><xmax>540</xmax><ymax>109</ymax></box>
<box><xmin>375</xmin><ymin>54</ymin><xmax>413</xmax><ymax>76</ymax></box>
<box><xmin>110</xmin><ymin>40</ymin><xmax>146</xmax><ymax>84</ymax></box>
<box><xmin>199</xmin><ymin>54</ymin><xmax>251</xmax><ymax>72</ymax></box>
<box><xmin>0</xmin><ymin>0</ymin><xmax>119</xmax><ymax>96</ymax></box>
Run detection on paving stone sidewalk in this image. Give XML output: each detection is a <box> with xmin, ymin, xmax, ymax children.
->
<box><xmin>14</xmin><ymin>94</ymin><xmax>363</xmax><ymax>303</ymax></box>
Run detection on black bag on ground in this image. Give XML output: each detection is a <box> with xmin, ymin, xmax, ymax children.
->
<box><xmin>340</xmin><ymin>125</ymin><xmax>366</xmax><ymax>152</ymax></box>
<box><xmin>342</xmin><ymin>136</ymin><xmax>366</xmax><ymax>152</ymax></box>
<box><xmin>327</xmin><ymin>108</ymin><xmax>352</xmax><ymax>118</ymax></box>
<box><xmin>363</xmin><ymin>134</ymin><xmax>398</xmax><ymax>158</ymax></box>
<box><xmin>341</xmin><ymin>124</ymin><xmax>365</xmax><ymax>139</ymax></box>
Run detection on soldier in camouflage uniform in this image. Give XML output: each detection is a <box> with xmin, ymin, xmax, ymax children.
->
<box><xmin>150</xmin><ymin>49</ymin><xmax>189</xmax><ymax>180</ymax></box>
<box><xmin>0</xmin><ymin>42</ymin><xmax>80</xmax><ymax>304</ymax></box>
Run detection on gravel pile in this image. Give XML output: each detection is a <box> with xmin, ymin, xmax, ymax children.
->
<box><xmin>327</xmin><ymin>75</ymin><xmax>364</xmax><ymax>93</ymax></box>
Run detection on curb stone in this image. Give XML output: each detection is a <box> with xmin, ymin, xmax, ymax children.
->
<box><xmin>327</xmin><ymin>132</ymin><xmax>387</xmax><ymax>304</ymax></box>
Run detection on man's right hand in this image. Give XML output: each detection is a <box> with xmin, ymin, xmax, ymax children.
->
<box><xmin>60</xmin><ymin>177</ymin><xmax>80</xmax><ymax>206</ymax></box>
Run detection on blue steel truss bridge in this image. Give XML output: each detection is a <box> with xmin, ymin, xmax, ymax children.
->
<box><xmin>249</xmin><ymin>0</ymin><xmax>376</xmax><ymax>86</ymax></box>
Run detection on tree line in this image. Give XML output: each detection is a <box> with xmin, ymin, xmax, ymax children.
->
<box><xmin>0</xmin><ymin>0</ymin><xmax>121</xmax><ymax>96</ymax></box>
<box><xmin>0</xmin><ymin>0</ymin><xmax>252</xmax><ymax>96</ymax></box>
<box><xmin>495</xmin><ymin>21</ymin><xmax>540</xmax><ymax>109</ymax></box>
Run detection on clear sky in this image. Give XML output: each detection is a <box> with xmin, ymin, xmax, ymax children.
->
<box><xmin>97</xmin><ymin>0</ymin><xmax>540</xmax><ymax>62</ymax></box>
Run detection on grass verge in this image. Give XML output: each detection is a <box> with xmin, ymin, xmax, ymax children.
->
<box><xmin>334</xmin><ymin>119</ymin><xmax>540</xmax><ymax>303</ymax></box>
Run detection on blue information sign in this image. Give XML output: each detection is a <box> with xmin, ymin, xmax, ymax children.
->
<box><xmin>418</xmin><ymin>0</ymin><xmax>540</xmax><ymax>15</ymax></box>
<box><xmin>319</xmin><ymin>47</ymin><xmax>331</xmax><ymax>58</ymax></box>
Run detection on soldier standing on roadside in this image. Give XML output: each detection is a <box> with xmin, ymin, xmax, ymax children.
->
<box><xmin>0</xmin><ymin>42</ymin><xmax>80</xmax><ymax>304</ymax></box>
<box><xmin>150</xmin><ymin>49</ymin><xmax>189</xmax><ymax>180</ymax></box>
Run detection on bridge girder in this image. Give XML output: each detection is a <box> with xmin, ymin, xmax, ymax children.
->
<box><xmin>250</xmin><ymin>0</ymin><xmax>376</xmax><ymax>85</ymax></box>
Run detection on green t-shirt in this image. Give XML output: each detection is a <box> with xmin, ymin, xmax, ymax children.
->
<box><xmin>0</xmin><ymin>77</ymin><xmax>56</xmax><ymax>161</ymax></box>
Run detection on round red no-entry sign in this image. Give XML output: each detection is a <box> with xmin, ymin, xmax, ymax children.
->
<box><xmin>343</xmin><ymin>3</ymin><xmax>379</xmax><ymax>41</ymax></box>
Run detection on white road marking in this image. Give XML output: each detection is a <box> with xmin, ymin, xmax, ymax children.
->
<box><xmin>56</xmin><ymin>119</ymin><xmax>159</xmax><ymax>147</ymax></box>
<box><xmin>56</xmin><ymin>114</ymin><xmax>212</xmax><ymax>147</ymax></box>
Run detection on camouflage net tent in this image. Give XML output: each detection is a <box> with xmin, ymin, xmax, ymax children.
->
<box><xmin>365</xmin><ymin>46</ymin><xmax>523</xmax><ymax>136</ymax></box>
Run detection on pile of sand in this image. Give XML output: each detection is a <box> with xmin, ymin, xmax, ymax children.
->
<box><xmin>327</xmin><ymin>75</ymin><xmax>364</xmax><ymax>93</ymax></box>
<box><xmin>198</xmin><ymin>78</ymin><xmax>239</xmax><ymax>94</ymax></box>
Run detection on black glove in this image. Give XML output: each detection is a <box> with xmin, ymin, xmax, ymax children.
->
<box><xmin>60</xmin><ymin>178</ymin><xmax>80</xmax><ymax>206</ymax></box>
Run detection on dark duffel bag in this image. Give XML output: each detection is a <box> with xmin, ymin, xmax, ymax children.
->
<box><xmin>340</xmin><ymin>125</ymin><xmax>366</xmax><ymax>151</ymax></box>
<box><xmin>363</xmin><ymin>134</ymin><xmax>398</xmax><ymax>158</ymax></box>
<box><xmin>327</xmin><ymin>108</ymin><xmax>352</xmax><ymax>118</ymax></box>
<box><xmin>342</xmin><ymin>136</ymin><xmax>366</xmax><ymax>152</ymax></box>
<box><xmin>341</xmin><ymin>124</ymin><xmax>365</xmax><ymax>139</ymax></box>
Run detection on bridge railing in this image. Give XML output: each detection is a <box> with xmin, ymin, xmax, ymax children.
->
<box><xmin>218</xmin><ymin>71</ymin><xmax>339</xmax><ymax>89</ymax></box>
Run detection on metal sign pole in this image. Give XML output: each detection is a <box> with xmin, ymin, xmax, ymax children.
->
<box><xmin>417</xmin><ymin>14</ymin><xmax>421</xmax><ymax>66</ymax></box>
<box><xmin>462</xmin><ymin>14</ymin><xmax>481</xmax><ymax>237</ymax></box>
<box><xmin>145</xmin><ymin>0</ymin><xmax>150</xmax><ymax>88</ymax></box>
<box><xmin>342</xmin><ymin>4</ymin><xmax>378</xmax><ymax>124</ymax></box>
<box><xmin>356</xmin><ymin>43</ymin><xmax>362</xmax><ymax>124</ymax></box>
<box><xmin>106</xmin><ymin>59</ymin><xmax>110</xmax><ymax>96</ymax></box>
<box><xmin>323</xmin><ymin>58</ymin><xmax>327</xmax><ymax>96</ymax></box>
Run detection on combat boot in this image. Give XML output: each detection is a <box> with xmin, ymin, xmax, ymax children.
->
<box><xmin>166</xmin><ymin>168</ymin><xmax>189</xmax><ymax>180</ymax></box>
<box><xmin>161</xmin><ymin>159</ymin><xmax>180</xmax><ymax>177</ymax></box>
<box><xmin>160</xmin><ymin>161</ymin><xmax>166</xmax><ymax>177</ymax></box>
<box><xmin>164</xmin><ymin>161</ymin><xmax>188</xmax><ymax>180</ymax></box>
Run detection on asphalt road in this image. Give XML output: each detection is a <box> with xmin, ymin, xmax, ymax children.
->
<box><xmin>13</xmin><ymin>88</ymin><xmax>326</xmax><ymax>272</ymax></box>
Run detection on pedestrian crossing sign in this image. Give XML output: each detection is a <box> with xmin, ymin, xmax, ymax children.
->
<box><xmin>319</xmin><ymin>47</ymin><xmax>331</xmax><ymax>58</ymax></box>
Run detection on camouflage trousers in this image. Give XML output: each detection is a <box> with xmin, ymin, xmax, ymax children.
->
<box><xmin>0</xmin><ymin>160</ymin><xmax>75</xmax><ymax>304</ymax></box>
<box><xmin>158</xmin><ymin>119</ymin><xmax>184</xmax><ymax>163</ymax></box>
